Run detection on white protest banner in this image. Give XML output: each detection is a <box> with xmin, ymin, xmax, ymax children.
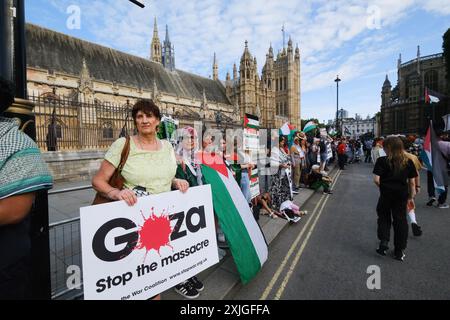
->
<box><xmin>80</xmin><ymin>185</ymin><xmax>218</xmax><ymax>300</ymax></box>
<box><xmin>244</xmin><ymin>113</ymin><xmax>261</xmax><ymax>199</ymax></box>
<box><xmin>327</xmin><ymin>142</ymin><xmax>333</xmax><ymax>160</ymax></box>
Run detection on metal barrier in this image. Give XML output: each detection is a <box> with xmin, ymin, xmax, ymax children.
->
<box><xmin>48</xmin><ymin>185</ymin><xmax>91</xmax><ymax>300</ymax></box>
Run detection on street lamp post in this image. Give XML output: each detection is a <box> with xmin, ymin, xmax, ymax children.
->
<box><xmin>0</xmin><ymin>0</ymin><xmax>13</xmax><ymax>81</ymax></box>
<box><xmin>335</xmin><ymin>75</ymin><xmax>341</xmax><ymax>136</ymax></box>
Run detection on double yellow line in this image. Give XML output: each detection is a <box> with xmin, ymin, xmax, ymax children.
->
<box><xmin>259</xmin><ymin>169</ymin><xmax>343</xmax><ymax>300</ymax></box>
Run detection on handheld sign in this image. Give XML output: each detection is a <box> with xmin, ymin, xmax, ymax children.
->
<box><xmin>80</xmin><ymin>185</ymin><xmax>218</xmax><ymax>300</ymax></box>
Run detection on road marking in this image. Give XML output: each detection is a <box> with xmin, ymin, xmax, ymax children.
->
<box><xmin>274</xmin><ymin>169</ymin><xmax>342</xmax><ymax>299</ymax></box>
<box><xmin>259</xmin><ymin>168</ymin><xmax>342</xmax><ymax>300</ymax></box>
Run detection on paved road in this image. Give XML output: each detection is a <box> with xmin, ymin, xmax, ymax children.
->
<box><xmin>231</xmin><ymin>162</ymin><xmax>450</xmax><ymax>300</ymax></box>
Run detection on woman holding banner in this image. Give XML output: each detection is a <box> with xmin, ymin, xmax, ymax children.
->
<box><xmin>92</xmin><ymin>99</ymin><xmax>189</xmax><ymax>300</ymax></box>
<box><xmin>173</xmin><ymin>126</ymin><xmax>206</xmax><ymax>299</ymax></box>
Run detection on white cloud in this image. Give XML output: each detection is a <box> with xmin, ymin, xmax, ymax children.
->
<box><xmin>421</xmin><ymin>0</ymin><xmax>450</xmax><ymax>15</ymax></box>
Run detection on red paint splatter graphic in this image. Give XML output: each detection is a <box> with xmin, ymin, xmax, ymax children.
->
<box><xmin>135</xmin><ymin>207</ymin><xmax>173</xmax><ymax>261</ymax></box>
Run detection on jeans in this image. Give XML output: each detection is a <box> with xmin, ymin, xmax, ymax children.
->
<box><xmin>240</xmin><ymin>172</ymin><xmax>251</xmax><ymax>203</ymax></box>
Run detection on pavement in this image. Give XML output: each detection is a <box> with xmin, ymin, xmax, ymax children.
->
<box><xmin>48</xmin><ymin>165</ymin><xmax>336</xmax><ymax>300</ymax></box>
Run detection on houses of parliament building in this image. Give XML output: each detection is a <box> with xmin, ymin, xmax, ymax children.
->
<box><xmin>380</xmin><ymin>46</ymin><xmax>449</xmax><ymax>136</ymax></box>
<box><xmin>26</xmin><ymin>18</ymin><xmax>301</xmax><ymax>153</ymax></box>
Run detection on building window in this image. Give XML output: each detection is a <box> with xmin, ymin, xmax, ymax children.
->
<box><xmin>284</xmin><ymin>77</ymin><xmax>287</xmax><ymax>90</ymax></box>
<box><xmin>424</xmin><ymin>70</ymin><xmax>438</xmax><ymax>92</ymax></box>
<box><xmin>276</xmin><ymin>79</ymin><xmax>279</xmax><ymax>92</ymax></box>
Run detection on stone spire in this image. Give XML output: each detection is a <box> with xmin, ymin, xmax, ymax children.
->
<box><xmin>212</xmin><ymin>52</ymin><xmax>218</xmax><ymax>80</ymax></box>
<box><xmin>416</xmin><ymin>45</ymin><xmax>421</xmax><ymax>74</ymax></box>
<box><xmin>268</xmin><ymin>43</ymin><xmax>274</xmax><ymax>59</ymax></box>
<box><xmin>295</xmin><ymin>43</ymin><xmax>300</xmax><ymax>60</ymax></box>
<box><xmin>152</xmin><ymin>79</ymin><xmax>159</xmax><ymax>100</ymax></box>
<box><xmin>150</xmin><ymin>17</ymin><xmax>162</xmax><ymax>63</ymax></box>
<box><xmin>162</xmin><ymin>24</ymin><xmax>175</xmax><ymax>70</ymax></box>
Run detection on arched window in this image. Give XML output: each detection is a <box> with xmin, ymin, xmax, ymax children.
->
<box><xmin>424</xmin><ymin>70</ymin><xmax>438</xmax><ymax>91</ymax></box>
<box><xmin>40</xmin><ymin>92</ymin><xmax>60</xmax><ymax>105</ymax></box>
<box><xmin>284</xmin><ymin>77</ymin><xmax>287</xmax><ymax>90</ymax></box>
<box><xmin>276</xmin><ymin>79</ymin><xmax>279</xmax><ymax>91</ymax></box>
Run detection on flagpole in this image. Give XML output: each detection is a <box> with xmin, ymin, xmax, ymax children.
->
<box><xmin>432</xmin><ymin>101</ymin><xmax>436</xmax><ymax>125</ymax></box>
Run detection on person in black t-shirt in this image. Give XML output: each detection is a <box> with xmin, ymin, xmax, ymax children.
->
<box><xmin>373</xmin><ymin>136</ymin><xmax>417</xmax><ymax>261</ymax></box>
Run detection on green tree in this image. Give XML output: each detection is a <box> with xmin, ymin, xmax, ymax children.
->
<box><xmin>443</xmin><ymin>28</ymin><xmax>450</xmax><ymax>85</ymax></box>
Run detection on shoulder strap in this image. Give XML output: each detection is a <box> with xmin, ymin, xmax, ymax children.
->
<box><xmin>117</xmin><ymin>136</ymin><xmax>131</xmax><ymax>172</ymax></box>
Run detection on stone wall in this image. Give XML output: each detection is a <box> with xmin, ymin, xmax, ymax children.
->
<box><xmin>42</xmin><ymin>150</ymin><xmax>105</xmax><ymax>183</ymax></box>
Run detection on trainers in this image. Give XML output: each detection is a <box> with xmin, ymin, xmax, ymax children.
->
<box><xmin>376</xmin><ymin>241</ymin><xmax>389</xmax><ymax>256</ymax></box>
<box><xmin>188</xmin><ymin>276</ymin><xmax>204</xmax><ymax>292</ymax></box>
<box><xmin>394</xmin><ymin>250</ymin><xmax>406</xmax><ymax>261</ymax></box>
<box><xmin>292</xmin><ymin>190</ymin><xmax>299</xmax><ymax>195</ymax></box>
<box><xmin>218</xmin><ymin>240</ymin><xmax>229</xmax><ymax>249</ymax></box>
<box><xmin>217</xmin><ymin>232</ymin><xmax>225</xmax><ymax>243</ymax></box>
<box><xmin>323</xmin><ymin>190</ymin><xmax>333</xmax><ymax>195</ymax></box>
<box><xmin>438</xmin><ymin>203</ymin><xmax>449</xmax><ymax>209</ymax></box>
<box><xmin>411</xmin><ymin>223</ymin><xmax>422</xmax><ymax>236</ymax></box>
<box><xmin>174</xmin><ymin>281</ymin><xmax>199</xmax><ymax>299</ymax></box>
<box><xmin>426</xmin><ymin>197</ymin><xmax>436</xmax><ymax>206</ymax></box>
<box><xmin>218</xmin><ymin>248</ymin><xmax>227</xmax><ymax>260</ymax></box>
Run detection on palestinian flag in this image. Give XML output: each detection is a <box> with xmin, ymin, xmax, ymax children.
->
<box><xmin>198</xmin><ymin>152</ymin><xmax>268</xmax><ymax>284</ymax></box>
<box><xmin>302</xmin><ymin>121</ymin><xmax>317</xmax><ymax>133</ymax></box>
<box><xmin>244</xmin><ymin>113</ymin><xmax>260</xmax><ymax>129</ymax></box>
<box><xmin>420</xmin><ymin>122</ymin><xmax>448</xmax><ymax>195</ymax></box>
<box><xmin>280</xmin><ymin>122</ymin><xmax>295</xmax><ymax>136</ymax></box>
<box><xmin>425</xmin><ymin>88</ymin><xmax>441</xmax><ymax>104</ymax></box>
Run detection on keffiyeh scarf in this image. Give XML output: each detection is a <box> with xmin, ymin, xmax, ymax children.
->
<box><xmin>0</xmin><ymin>117</ymin><xmax>53</xmax><ymax>199</ymax></box>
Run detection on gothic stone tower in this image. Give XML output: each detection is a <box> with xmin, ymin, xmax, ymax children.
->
<box><xmin>150</xmin><ymin>17</ymin><xmax>162</xmax><ymax>63</ymax></box>
<box><xmin>272</xmin><ymin>37</ymin><xmax>300</xmax><ymax>128</ymax></box>
<box><xmin>162</xmin><ymin>25</ymin><xmax>175</xmax><ymax>71</ymax></box>
<box><xmin>227</xmin><ymin>39</ymin><xmax>300</xmax><ymax>129</ymax></box>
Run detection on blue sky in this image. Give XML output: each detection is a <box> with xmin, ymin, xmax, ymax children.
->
<box><xmin>25</xmin><ymin>0</ymin><xmax>450</xmax><ymax>124</ymax></box>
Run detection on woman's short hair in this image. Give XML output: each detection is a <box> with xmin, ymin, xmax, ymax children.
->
<box><xmin>132</xmin><ymin>99</ymin><xmax>161</xmax><ymax>123</ymax></box>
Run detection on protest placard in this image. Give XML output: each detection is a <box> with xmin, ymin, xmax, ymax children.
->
<box><xmin>80</xmin><ymin>185</ymin><xmax>218</xmax><ymax>300</ymax></box>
